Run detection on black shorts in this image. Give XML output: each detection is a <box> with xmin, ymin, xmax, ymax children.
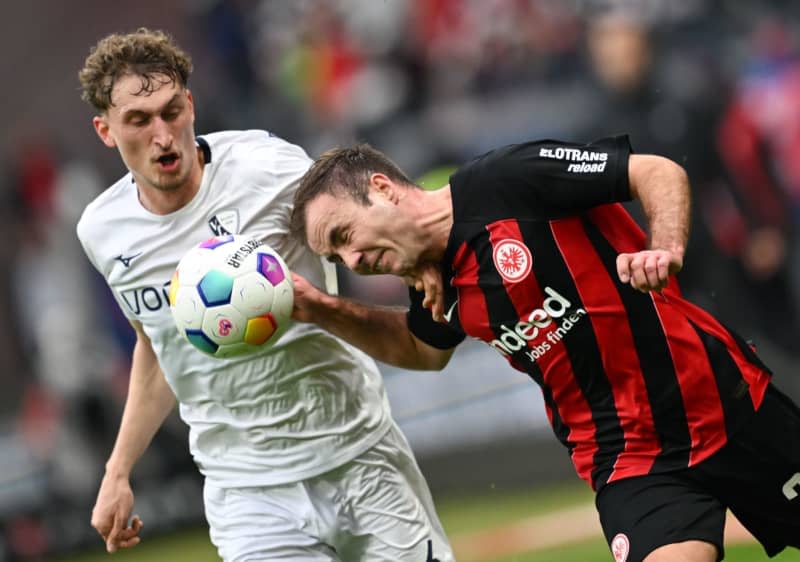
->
<box><xmin>595</xmin><ymin>383</ymin><xmax>800</xmax><ymax>562</ymax></box>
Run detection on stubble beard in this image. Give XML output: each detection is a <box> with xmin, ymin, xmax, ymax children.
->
<box><xmin>148</xmin><ymin>161</ymin><xmax>191</xmax><ymax>193</ymax></box>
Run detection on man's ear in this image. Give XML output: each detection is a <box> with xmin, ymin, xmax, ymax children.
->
<box><xmin>186</xmin><ymin>89</ymin><xmax>196</xmax><ymax>125</ymax></box>
<box><xmin>93</xmin><ymin>115</ymin><xmax>117</xmax><ymax>148</ymax></box>
<box><xmin>370</xmin><ymin>173</ymin><xmax>401</xmax><ymax>204</ymax></box>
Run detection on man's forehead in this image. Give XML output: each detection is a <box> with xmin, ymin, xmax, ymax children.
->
<box><xmin>307</xmin><ymin>198</ymin><xmax>333</xmax><ymax>251</ymax></box>
<box><xmin>307</xmin><ymin>194</ymin><xmax>343</xmax><ymax>252</ymax></box>
<box><xmin>110</xmin><ymin>74</ymin><xmax>182</xmax><ymax>112</ymax></box>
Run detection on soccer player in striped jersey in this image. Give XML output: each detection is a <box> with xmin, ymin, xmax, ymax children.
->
<box><xmin>291</xmin><ymin>139</ymin><xmax>800</xmax><ymax>562</ymax></box>
<box><xmin>76</xmin><ymin>29</ymin><xmax>453</xmax><ymax>562</ymax></box>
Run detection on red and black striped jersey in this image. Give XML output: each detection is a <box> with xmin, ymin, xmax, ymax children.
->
<box><xmin>407</xmin><ymin>135</ymin><xmax>772</xmax><ymax>491</ymax></box>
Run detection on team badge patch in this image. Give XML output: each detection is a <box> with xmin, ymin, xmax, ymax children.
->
<box><xmin>611</xmin><ymin>533</ymin><xmax>630</xmax><ymax>562</ymax></box>
<box><xmin>492</xmin><ymin>239</ymin><xmax>532</xmax><ymax>283</ymax></box>
<box><xmin>208</xmin><ymin>209</ymin><xmax>239</xmax><ymax>236</ymax></box>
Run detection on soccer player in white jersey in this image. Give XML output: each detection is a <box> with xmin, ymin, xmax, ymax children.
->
<box><xmin>76</xmin><ymin>28</ymin><xmax>453</xmax><ymax>562</ymax></box>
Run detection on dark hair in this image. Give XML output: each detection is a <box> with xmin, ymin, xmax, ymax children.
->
<box><xmin>291</xmin><ymin>144</ymin><xmax>415</xmax><ymax>244</ymax></box>
<box><xmin>78</xmin><ymin>27</ymin><xmax>192</xmax><ymax>112</ymax></box>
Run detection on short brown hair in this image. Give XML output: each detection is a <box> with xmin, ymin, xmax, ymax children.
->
<box><xmin>291</xmin><ymin>144</ymin><xmax>415</xmax><ymax>245</ymax></box>
<box><xmin>79</xmin><ymin>27</ymin><xmax>192</xmax><ymax>112</ymax></box>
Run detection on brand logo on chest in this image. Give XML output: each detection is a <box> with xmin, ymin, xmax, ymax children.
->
<box><xmin>113</xmin><ymin>252</ymin><xmax>142</xmax><ymax>268</ymax></box>
<box><xmin>208</xmin><ymin>209</ymin><xmax>239</xmax><ymax>236</ymax></box>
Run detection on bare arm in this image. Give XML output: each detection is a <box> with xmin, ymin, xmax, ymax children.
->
<box><xmin>292</xmin><ymin>273</ymin><xmax>455</xmax><ymax>370</ymax></box>
<box><xmin>91</xmin><ymin>321</ymin><xmax>176</xmax><ymax>553</ymax></box>
<box><xmin>616</xmin><ymin>154</ymin><xmax>690</xmax><ymax>292</ymax></box>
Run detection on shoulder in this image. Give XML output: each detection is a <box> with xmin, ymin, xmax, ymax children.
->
<box><xmin>461</xmin><ymin>136</ymin><xmax>630</xmax><ymax>174</ymax></box>
<box><xmin>76</xmin><ymin>174</ymin><xmax>132</xmax><ymax>242</ymax></box>
<box><xmin>449</xmin><ymin>135</ymin><xmax>632</xmax><ymax>221</ymax></box>
<box><xmin>198</xmin><ymin>130</ymin><xmax>312</xmax><ymax>174</ymax></box>
<box><xmin>449</xmin><ymin>140</ymin><xmax>552</xmax><ymax>203</ymax></box>
<box><xmin>452</xmin><ymin>140</ymin><xmax>551</xmax><ymax>189</ymax></box>
<box><xmin>199</xmin><ymin>130</ymin><xmax>314</xmax><ymax>212</ymax></box>
<box><xmin>76</xmin><ymin>174</ymin><xmax>135</xmax><ymax>272</ymax></box>
<box><xmin>454</xmin><ymin>135</ymin><xmax>631</xmax><ymax>188</ymax></box>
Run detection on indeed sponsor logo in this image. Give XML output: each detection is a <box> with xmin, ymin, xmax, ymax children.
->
<box><xmin>489</xmin><ymin>287</ymin><xmax>587</xmax><ymax>362</ymax></box>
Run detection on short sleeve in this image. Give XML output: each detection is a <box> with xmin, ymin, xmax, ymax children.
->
<box><xmin>450</xmin><ymin>135</ymin><xmax>632</xmax><ymax>221</ymax></box>
<box><xmin>405</xmin><ymin>288</ymin><xmax>466</xmax><ymax>350</ymax></box>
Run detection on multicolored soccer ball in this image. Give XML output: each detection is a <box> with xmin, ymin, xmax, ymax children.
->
<box><xmin>168</xmin><ymin>235</ymin><xmax>294</xmax><ymax>358</ymax></box>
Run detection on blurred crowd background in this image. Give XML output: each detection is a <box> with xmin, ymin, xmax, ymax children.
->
<box><xmin>1</xmin><ymin>0</ymin><xmax>799</xmax><ymax>560</ymax></box>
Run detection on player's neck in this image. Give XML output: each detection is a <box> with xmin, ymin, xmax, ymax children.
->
<box><xmin>418</xmin><ymin>184</ymin><xmax>453</xmax><ymax>261</ymax></box>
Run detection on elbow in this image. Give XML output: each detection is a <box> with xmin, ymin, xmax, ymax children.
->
<box><xmin>407</xmin><ymin>357</ymin><xmax>451</xmax><ymax>372</ymax></box>
<box><xmin>396</xmin><ymin>353</ymin><xmax>450</xmax><ymax>372</ymax></box>
<box><xmin>669</xmin><ymin>158</ymin><xmax>690</xmax><ymax>189</ymax></box>
<box><xmin>428</xmin><ymin>353</ymin><xmax>453</xmax><ymax>371</ymax></box>
<box><xmin>401</xmin><ymin>327</ymin><xmax>456</xmax><ymax>371</ymax></box>
<box><xmin>413</xmin><ymin>344</ymin><xmax>455</xmax><ymax>372</ymax></box>
<box><xmin>656</xmin><ymin>155</ymin><xmax>689</xmax><ymax>190</ymax></box>
<box><xmin>629</xmin><ymin>154</ymin><xmax>690</xmax><ymax>199</ymax></box>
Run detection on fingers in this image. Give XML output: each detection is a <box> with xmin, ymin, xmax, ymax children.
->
<box><xmin>631</xmin><ymin>253</ymin><xmax>666</xmax><ymax>291</ymax></box>
<box><xmin>91</xmin><ymin>476</ymin><xmax>138</xmax><ymax>554</ymax></box>
<box><xmin>616</xmin><ymin>254</ymin><xmax>632</xmax><ymax>284</ymax></box>
<box><xmin>290</xmin><ymin>273</ymin><xmax>328</xmax><ymax>323</ymax></box>
<box><xmin>90</xmin><ymin>512</ymin><xmax>109</xmax><ymax>541</ymax></box>
<box><xmin>118</xmin><ymin>516</ymin><xmax>143</xmax><ymax>549</ymax></box>
<box><xmin>419</xmin><ymin>267</ymin><xmax>444</xmax><ymax>322</ymax></box>
<box><xmin>116</xmin><ymin>536</ymin><xmax>141</xmax><ymax>550</ymax></box>
<box><xmin>617</xmin><ymin>251</ymin><xmax>677</xmax><ymax>293</ymax></box>
<box><xmin>130</xmin><ymin>516</ymin><xmax>143</xmax><ymax>534</ymax></box>
<box><xmin>290</xmin><ymin>272</ymin><xmax>310</xmax><ymax>297</ymax></box>
<box><xmin>656</xmin><ymin>253</ymin><xmax>671</xmax><ymax>285</ymax></box>
<box><xmin>408</xmin><ymin>265</ymin><xmax>445</xmax><ymax>321</ymax></box>
<box><xmin>106</xmin><ymin>512</ymin><xmax>124</xmax><ymax>553</ymax></box>
<box><xmin>106</xmin><ymin>516</ymin><xmax>143</xmax><ymax>553</ymax></box>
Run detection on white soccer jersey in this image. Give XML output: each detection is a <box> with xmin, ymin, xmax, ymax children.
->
<box><xmin>77</xmin><ymin>130</ymin><xmax>392</xmax><ymax>487</ymax></box>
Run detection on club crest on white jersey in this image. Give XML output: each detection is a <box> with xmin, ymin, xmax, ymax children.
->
<box><xmin>208</xmin><ymin>209</ymin><xmax>239</xmax><ymax>236</ymax></box>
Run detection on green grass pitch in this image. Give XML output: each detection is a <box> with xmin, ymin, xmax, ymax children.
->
<box><xmin>47</xmin><ymin>482</ymin><xmax>800</xmax><ymax>562</ymax></box>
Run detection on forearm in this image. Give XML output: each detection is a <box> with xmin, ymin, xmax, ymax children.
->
<box><xmin>302</xmin><ymin>291</ymin><xmax>442</xmax><ymax>370</ymax></box>
<box><xmin>105</xmin><ymin>336</ymin><xmax>176</xmax><ymax>478</ymax></box>
<box><xmin>616</xmin><ymin>154</ymin><xmax>691</xmax><ymax>291</ymax></box>
<box><xmin>630</xmin><ymin>154</ymin><xmax>691</xmax><ymax>257</ymax></box>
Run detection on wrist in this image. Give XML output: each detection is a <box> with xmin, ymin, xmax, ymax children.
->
<box><xmin>104</xmin><ymin>460</ymin><xmax>132</xmax><ymax>480</ymax></box>
<box><xmin>303</xmin><ymin>289</ymin><xmax>346</xmax><ymax>327</ymax></box>
<box><xmin>649</xmin><ymin>242</ymin><xmax>684</xmax><ymax>256</ymax></box>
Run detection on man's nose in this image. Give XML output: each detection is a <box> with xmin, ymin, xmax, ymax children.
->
<box><xmin>152</xmin><ymin>117</ymin><xmax>174</xmax><ymax>148</ymax></box>
<box><xmin>341</xmin><ymin>249</ymin><xmax>364</xmax><ymax>272</ymax></box>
